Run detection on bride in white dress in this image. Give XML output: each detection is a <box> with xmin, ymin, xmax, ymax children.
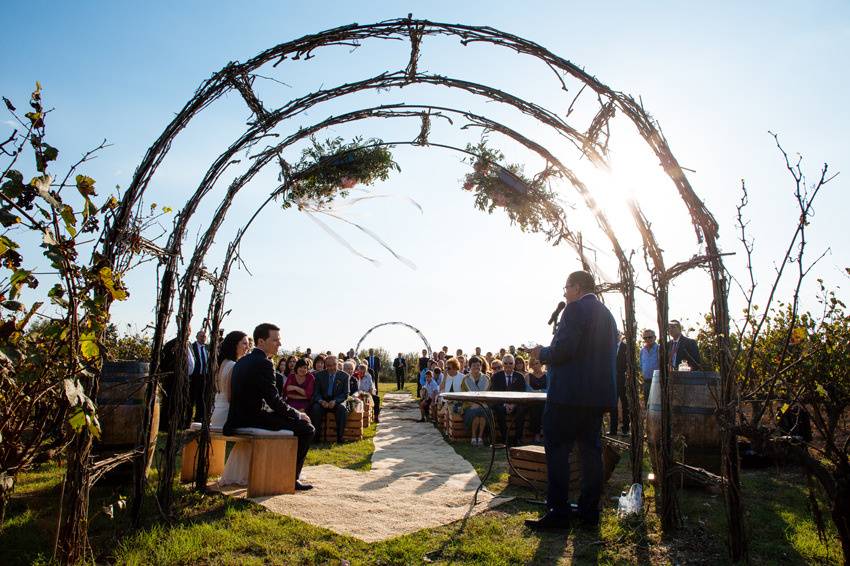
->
<box><xmin>209</xmin><ymin>330</ymin><xmax>251</xmax><ymax>486</ymax></box>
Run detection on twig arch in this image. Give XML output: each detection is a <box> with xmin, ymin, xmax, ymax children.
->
<box><xmin>100</xmin><ymin>17</ymin><xmax>743</xmax><ymax>558</ymax></box>
<box><xmin>354</xmin><ymin>322</ymin><xmax>433</xmax><ymax>358</ymax></box>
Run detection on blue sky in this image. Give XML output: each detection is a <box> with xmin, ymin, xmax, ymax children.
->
<box><xmin>2</xmin><ymin>1</ymin><xmax>848</xmax><ymax>355</ymax></box>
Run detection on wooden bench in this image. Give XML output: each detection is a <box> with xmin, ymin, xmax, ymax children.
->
<box><xmin>181</xmin><ymin>424</ymin><xmax>297</xmax><ymax>497</ymax></box>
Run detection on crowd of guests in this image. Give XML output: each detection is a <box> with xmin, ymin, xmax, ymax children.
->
<box><xmin>414</xmin><ymin>346</ymin><xmax>550</xmax><ymax>447</ymax></box>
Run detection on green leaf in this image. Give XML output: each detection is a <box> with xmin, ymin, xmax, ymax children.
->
<box><xmin>98</xmin><ymin>267</ymin><xmax>128</xmax><ymax>301</ymax></box>
<box><xmin>60</xmin><ymin>204</ymin><xmax>77</xmax><ymax>237</ymax></box>
<box><xmin>9</xmin><ymin>269</ymin><xmax>31</xmax><ymax>300</ymax></box>
<box><xmin>80</xmin><ymin>332</ymin><xmax>100</xmax><ymax>360</ymax></box>
<box><xmin>75</xmin><ymin>175</ymin><xmax>97</xmax><ymax>197</ymax></box>
<box><xmin>162</xmin><ymin>206</ymin><xmax>172</xmax><ymax>213</ymax></box>
<box><xmin>68</xmin><ymin>407</ymin><xmax>87</xmax><ymax>432</ymax></box>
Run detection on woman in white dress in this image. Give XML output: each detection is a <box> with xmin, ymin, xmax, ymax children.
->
<box><xmin>209</xmin><ymin>330</ymin><xmax>251</xmax><ymax>486</ymax></box>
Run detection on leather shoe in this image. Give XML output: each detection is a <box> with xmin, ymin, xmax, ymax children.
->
<box><xmin>524</xmin><ymin>511</ymin><xmax>571</xmax><ymax>531</ymax></box>
<box><xmin>295</xmin><ymin>480</ymin><xmax>313</xmax><ymax>491</ymax></box>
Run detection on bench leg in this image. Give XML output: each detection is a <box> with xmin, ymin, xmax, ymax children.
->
<box><xmin>247</xmin><ymin>437</ymin><xmax>297</xmax><ymax>498</ymax></box>
<box><xmin>209</xmin><ymin>438</ymin><xmax>226</xmax><ymax>477</ymax></box>
<box><xmin>181</xmin><ymin>437</ymin><xmax>199</xmax><ymax>483</ymax></box>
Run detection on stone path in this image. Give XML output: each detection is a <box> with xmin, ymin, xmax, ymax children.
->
<box><xmin>254</xmin><ymin>392</ymin><xmax>510</xmax><ymax>542</ymax></box>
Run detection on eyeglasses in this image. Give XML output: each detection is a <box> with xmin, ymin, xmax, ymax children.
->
<box><xmin>643</xmin><ymin>335</ymin><xmax>655</xmax><ymax>340</ymax></box>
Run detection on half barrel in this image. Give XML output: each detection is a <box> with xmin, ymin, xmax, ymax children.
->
<box><xmin>647</xmin><ymin>370</ymin><xmax>721</xmax><ymax>483</ymax></box>
<box><xmin>96</xmin><ymin>360</ymin><xmax>159</xmax><ymax>475</ymax></box>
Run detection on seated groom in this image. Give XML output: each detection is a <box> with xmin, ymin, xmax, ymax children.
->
<box><xmin>223</xmin><ymin>323</ymin><xmax>315</xmax><ymax>491</ymax></box>
<box><xmin>310</xmin><ymin>355</ymin><xmax>349</xmax><ymax>443</ymax></box>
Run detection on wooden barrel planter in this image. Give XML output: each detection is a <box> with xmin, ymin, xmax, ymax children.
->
<box><xmin>647</xmin><ymin>370</ymin><xmax>721</xmax><ymax>484</ymax></box>
<box><xmin>96</xmin><ymin>361</ymin><xmax>159</xmax><ymax>478</ymax></box>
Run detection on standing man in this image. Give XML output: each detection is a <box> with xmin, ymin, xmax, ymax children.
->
<box><xmin>668</xmin><ymin>320</ymin><xmax>702</xmax><ymax>370</ymax></box>
<box><xmin>609</xmin><ymin>334</ymin><xmax>630</xmax><ymax>436</ymax></box>
<box><xmin>393</xmin><ymin>352</ymin><xmax>407</xmax><ymax>391</ymax></box>
<box><xmin>417</xmin><ymin>349</ymin><xmax>430</xmax><ymax>397</ymax></box>
<box><xmin>640</xmin><ymin>329</ymin><xmax>660</xmax><ymax>398</ymax></box>
<box><xmin>367</xmin><ymin>348</ymin><xmax>382</xmax><ymax>384</ymax></box>
<box><xmin>489</xmin><ymin>354</ymin><xmax>528</xmax><ymax>446</ymax></box>
<box><xmin>189</xmin><ymin>330</ymin><xmax>209</xmax><ymax>423</ymax></box>
<box><xmin>223</xmin><ymin>323</ymin><xmax>315</xmax><ymax>490</ymax></box>
<box><xmin>310</xmin><ymin>355</ymin><xmax>350</xmax><ymax>443</ymax></box>
<box><xmin>527</xmin><ymin>270</ymin><xmax>617</xmax><ymax>530</ymax></box>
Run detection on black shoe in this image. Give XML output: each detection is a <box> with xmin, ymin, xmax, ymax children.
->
<box><xmin>525</xmin><ymin>511</ymin><xmax>571</xmax><ymax>531</ymax></box>
<box><xmin>295</xmin><ymin>480</ymin><xmax>313</xmax><ymax>491</ymax></box>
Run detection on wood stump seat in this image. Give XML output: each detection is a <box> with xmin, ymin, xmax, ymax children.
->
<box><xmin>323</xmin><ymin>410</ymin><xmax>364</xmax><ymax>442</ymax></box>
<box><xmin>181</xmin><ymin>423</ymin><xmax>297</xmax><ymax>497</ymax></box>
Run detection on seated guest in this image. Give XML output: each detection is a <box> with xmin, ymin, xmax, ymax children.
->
<box><xmin>283</xmin><ymin>358</ymin><xmax>315</xmax><ymax>412</ymax></box>
<box><xmin>419</xmin><ymin>370</ymin><xmax>439</xmax><ymax>422</ymax></box>
<box><xmin>354</xmin><ymin>362</ymin><xmax>381</xmax><ymax>423</ymax></box>
<box><xmin>342</xmin><ymin>359</ymin><xmax>357</xmax><ymax>394</ymax></box>
<box><xmin>439</xmin><ymin>357</ymin><xmax>465</xmax><ymax>417</ymax></box>
<box><xmin>313</xmin><ymin>354</ymin><xmax>326</xmax><ymax>374</ymax></box>
<box><xmin>489</xmin><ymin>354</ymin><xmax>528</xmax><ymax>446</ymax></box>
<box><xmin>310</xmin><ymin>355</ymin><xmax>349</xmax><ymax>443</ymax></box>
<box><xmin>461</xmin><ymin>356</ymin><xmax>490</xmax><ymax>446</ymax></box>
<box><xmin>223</xmin><ymin>323</ymin><xmax>315</xmax><ymax>490</ymax></box>
<box><xmin>489</xmin><ymin>359</ymin><xmax>503</xmax><ymax>375</ymax></box>
<box><xmin>432</xmin><ymin>366</ymin><xmax>443</xmax><ymax>389</ymax></box>
<box><xmin>526</xmin><ymin>358</ymin><xmax>548</xmax><ymax>442</ymax></box>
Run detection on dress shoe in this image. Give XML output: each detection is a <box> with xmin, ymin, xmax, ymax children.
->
<box><xmin>524</xmin><ymin>511</ymin><xmax>571</xmax><ymax>531</ymax></box>
<box><xmin>295</xmin><ymin>480</ymin><xmax>313</xmax><ymax>491</ymax></box>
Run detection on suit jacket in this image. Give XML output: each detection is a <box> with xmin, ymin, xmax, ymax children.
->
<box><xmin>490</xmin><ymin>370</ymin><xmax>527</xmax><ymax>393</ymax></box>
<box><xmin>393</xmin><ymin>357</ymin><xmax>406</xmax><ymax>372</ymax></box>
<box><xmin>311</xmin><ymin>370</ymin><xmax>350</xmax><ymax>405</ymax></box>
<box><xmin>418</xmin><ymin>356</ymin><xmax>430</xmax><ymax>371</ymax></box>
<box><xmin>539</xmin><ymin>294</ymin><xmax>618</xmax><ymax>408</ymax></box>
<box><xmin>223</xmin><ymin>348</ymin><xmax>300</xmax><ymax>435</ymax></box>
<box><xmin>668</xmin><ymin>336</ymin><xmax>702</xmax><ymax>370</ymax></box>
<box><xmin>191</xmin><ymin>341</ymin><xmax>208</xmax><ymax>378</ymax></box>
<box><xmin>367</xmin><ymin>355</ymin><xmax>382</xmax><ymax>375</ymax></box>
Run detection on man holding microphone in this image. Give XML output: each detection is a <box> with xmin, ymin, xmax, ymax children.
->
<box><xmin>526</xmin><ymin>270</ymin><xmax>618</xmax><ymax>530</ymax></box>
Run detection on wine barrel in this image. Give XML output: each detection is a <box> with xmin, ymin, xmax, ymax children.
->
<box><xmin>96</xmin><ymin>361</ymin><xmax>159</xmax><ymax>476</ymax></box>
<box><xmin>647</xmin><ymin>370</ymin><xmax>721</xmax><ymax>484</ymax></box>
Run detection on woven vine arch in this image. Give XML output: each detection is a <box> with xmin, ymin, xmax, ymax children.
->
<box><xmin>99</xmin><ymin>18</ymin><xmax>742</xmax><ymax>558</ymax></box>
<box><xmin>354</xmin><ymin>322</ymin><xmax>433</xmax><ymax>358</ymax></box>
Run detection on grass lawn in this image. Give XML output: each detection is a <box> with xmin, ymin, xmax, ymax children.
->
<box><xmin>1</xmin><ymin>381</ymin><xmax>844</xmax><ymax>564</ymax></box>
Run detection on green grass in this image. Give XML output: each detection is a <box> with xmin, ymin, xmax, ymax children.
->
<box><xmin>2</xmin><ymin>399</ymin><xmax>845</xmax><ymax>565</ymax></box>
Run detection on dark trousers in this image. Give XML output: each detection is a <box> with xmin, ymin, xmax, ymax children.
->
<box><xmin>493</xmin><ymin>403</ymin><xmax>527</xmax><ymax>445</ymax></box>
<box><xmin>249</xmin><ymin>412</ymin><xmax>315</xmax><ymax>480</ymax></box>
<box><xmin>188</xmin><ymin>372</ymin><xmax>206</xmax><ymax>425</ymax></box>
<box><xmin>543</xmin><ymin>403</ymin><xmax>604</xmax><ymax>522</ymax></box>
<box><xmin>309</xmin><ymin>402</ymin><xmax>348</xmax><ymax>443</ymax></box>
<box><xmin>395</xmin><ymin>369</ymin><xmax>405</xmax><ymax>390</ymax></box>
<box><xmin>609</xmin><ymin>375</ymin><xmax>630</xmax><ymax>434</ymax></box>
<box><xmin>371</xmin><ymin>393</ymin><xmax>381</xmax><ymax>421</ymax></box>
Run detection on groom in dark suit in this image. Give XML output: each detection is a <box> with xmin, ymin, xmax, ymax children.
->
<box><xmin>224</xmin><ymin>323</ymin><xmax>315</xmax><ymax>490</ymax></box>
<box><xmin>527</xmin><ymin>270</ymin><xmax>618</xmax><ymax>530</ymax></box>
<box><xmin>310</xmin><ymin>355</ymin><xmax>350</xmax><ymax>443</ymax></box>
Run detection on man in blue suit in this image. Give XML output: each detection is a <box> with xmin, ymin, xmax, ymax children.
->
<box><xmin>527</xmin><ymin>270</ymin><xmax>618</xmax><ymax>530</ymax></box>
<box><xmin>310</xmin><ymin>355</ymin><xmax>350</xmax><ymax>443</ymax></box>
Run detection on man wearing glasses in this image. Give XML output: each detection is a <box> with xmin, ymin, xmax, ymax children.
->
<box><xmin>640</xmin><ymin>330</ymin><xmax>660</xmax><ymax>398</ymax></box>
<box><xmin>526</xmin><ymin>270</ymin><xmax>618</xmax><ymax>531</ymax></box>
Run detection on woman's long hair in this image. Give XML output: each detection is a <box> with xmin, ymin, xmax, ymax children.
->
<box><xmin>220</xmin><ymin>330</ymin><xmax>247</xmax><ymax>362</ymax></box>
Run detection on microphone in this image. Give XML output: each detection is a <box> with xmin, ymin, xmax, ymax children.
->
<box><xmin>548</xmin><ymin>301</ymin><xmax>566</xmax><ymax>325</ymax></box>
